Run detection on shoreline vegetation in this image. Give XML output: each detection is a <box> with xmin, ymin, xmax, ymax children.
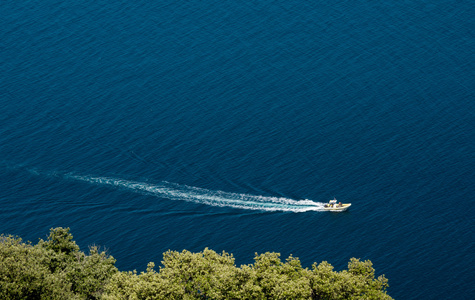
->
<box><xmin>0</xmin><ymin>227</ymin><xmax>392</xmax><ymax>299</ymax></box>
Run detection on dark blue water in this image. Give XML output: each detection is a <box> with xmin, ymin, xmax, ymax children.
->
<box><xmin>1</xmin><ymin>1</ymin><xmax>473</xmax><ymax>298</ymax></box>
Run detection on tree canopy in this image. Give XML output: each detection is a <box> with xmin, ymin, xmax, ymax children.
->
<box><xmin>0</xmin><ymin>227</ymin><xmax>392</xmax><ymax>299</ymax></box>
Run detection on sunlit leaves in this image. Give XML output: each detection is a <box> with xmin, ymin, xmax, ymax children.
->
<box><xmin>0</xmin><ymin>228</ymin><xmax>117</xmax><ymax>299</ymax></box>
<box><xmin>0</xmin><ymin>228</ymin><xmax>393</xmax><ymax>299</ymax></box>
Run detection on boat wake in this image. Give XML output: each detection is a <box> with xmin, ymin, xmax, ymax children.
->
<box><xmin>68</xmin><ymin>175</ymin><xmax>325</xmax><ymax>213</ymax></box>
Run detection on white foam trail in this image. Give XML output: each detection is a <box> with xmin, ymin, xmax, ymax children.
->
<box><xmin>68</xmin><ymin>175</ymin><xmax>325</xmax><ymax>213</ymax></box>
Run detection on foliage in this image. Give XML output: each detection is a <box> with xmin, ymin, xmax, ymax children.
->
<box><xmin>0</xmin><ymin>234</ymin><xmax>72</xmax><ymax>299</ymax></box>
<box><xmin>104</xmin><ymin>250</ymin><xmax>393</xmax><ymax>300</ymax></box>
<box><xmin>0</xmin><ymin>227</ymin><xmax>117</xmax><ymax>299</ymax></box>
<box><xmin>310</xmin><ymin>259</ymin><xmax>391</xmax><ymax>300</ymax></box>
<box><xmin>1</xmin><ymin>228</ymin><xmax>393</xmax><ymax>299</ymax></box>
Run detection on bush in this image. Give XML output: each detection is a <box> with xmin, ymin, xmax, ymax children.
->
<box><xmin>0</xmin><ymin>228</ymin><xmax>117</xmax><ymax>299</ymax></box>
<box><xmin>1</xmin><ymin>228</ymin><xmax>393</xmax><ymax>299</ymax></box>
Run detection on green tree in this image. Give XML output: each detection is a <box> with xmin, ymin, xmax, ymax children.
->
<box><xmin>38</xmin><ymin>227</ymin><xmax>118</xmax><ymax>299</ymax></box>
<box><xmin>41</xmin><ymin>227</ymin><xmax>80</xmax><ymax>255</ymax></box>
<box><xmin>309</xmin><ymin>259</ymin><xmax>391</xmax><ymax>300</ymax></box>
<box><xmin>64</xmin><ymin>245</ymin><xmax>118</xmax><ymax>299</ymax></box>
<box><xmin>0</xmin><ymin>234</ymin><xmax>76</xmax><ymax>299</ymax></box>
<box><xmin>245</xmin><ymin>252</ymin><xmax>311</xmax><ymax>299</ymax></box>
<box><xmin>104</xmin><ymin>262</ymin><xmax>187</xmax><ymax>300</ymax></box>
<box><xmin>38</xmin><ymin>227</ymin><xmax>80</xmax><ymax>273</ymax></box>
<box><xmin>1</xmin><ymin>228</ymin><xmax>393</xmax><ymax>300</ymax></box>
<box><xmin>158</xmin><ymin>248</ymin><xmax>238</xmax><ymax>299</ymax></box>
<box><xmin>0</xmin><ymin>228</ymin><xmax>117</xmax><ymax>299</ymax></box>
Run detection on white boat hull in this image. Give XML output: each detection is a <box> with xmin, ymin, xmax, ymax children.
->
<box><xmin>323</xmin><ymin>203</ymin><xmax>351</xmax><ymax>212</ymax></box>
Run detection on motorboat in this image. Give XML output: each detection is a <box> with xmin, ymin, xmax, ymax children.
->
<box><xmin>323</xmin><ymin>198</ymin><xmax>351</xmax><ymax>212</ymax></box>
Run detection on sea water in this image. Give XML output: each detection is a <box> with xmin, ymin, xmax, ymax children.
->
<box><xmin>1</xmin><ymin>1</ymin><xmax>473</xmax><ymax>299</ymax></box>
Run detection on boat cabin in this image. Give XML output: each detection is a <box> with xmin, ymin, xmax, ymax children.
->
<box><xmin>325</xmin><ymin>199</ymin><xmax>343</xmax><ymax>208</ymax></box>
